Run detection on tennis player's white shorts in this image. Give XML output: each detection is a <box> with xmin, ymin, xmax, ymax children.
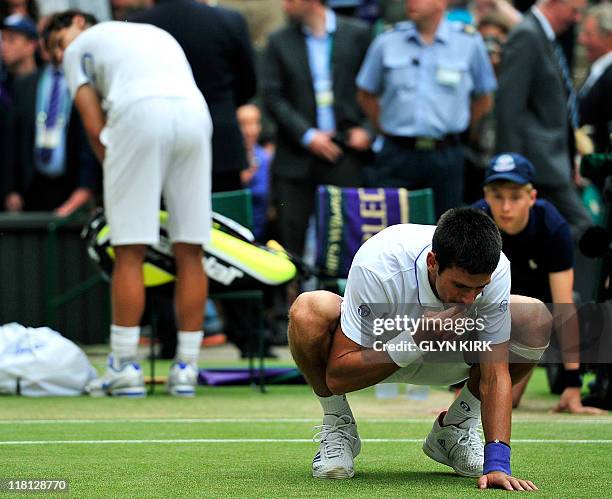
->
<box><xmin>383</xmin><ymin>357</ymin><xmax>470</xmax><ymax>386</ymax></box>
<box><xmin>101</xmin><ymin>96</ymin><xmax>212</xmax><ymax>246</ymax></box>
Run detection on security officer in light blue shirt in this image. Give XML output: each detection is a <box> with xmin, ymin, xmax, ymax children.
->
<box><xmin>356</xmin><ymin>0</ymin><xmax>497</xmax><ymax>219</ymax></box>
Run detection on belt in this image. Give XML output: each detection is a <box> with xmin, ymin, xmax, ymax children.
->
<box><xmin>385</xmin><ymin>134</ymin><xmax>461</xmax><ymax>151</ymax></box>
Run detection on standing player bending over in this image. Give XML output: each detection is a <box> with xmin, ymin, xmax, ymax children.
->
<box><xmin>289</xmin><ymin>208</ymin><xmax>551</xmax><ymax>490</ymax></box>
<box><xmin>45</xmin><ymin>10</ymin><xmax>213</xmax><ymax>397</ymax></box>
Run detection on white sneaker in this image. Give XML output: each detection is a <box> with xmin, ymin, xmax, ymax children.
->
<box><xmin>422</xmin><ymin>411</ymin><xmax>484</xmax><ymax>477</ymax></box>
<box><xmin>85</xmin><ymin>355</ymin><xmax>146</xmax><ymax>397</ymax></box>
<box><xmin>167</xmin><ymin>362</ymin><xmax>198</xmax><ymax>397</ymax></box>
<box><xmin>312</xmin><ymin>414</ymin><xmax>361</xmax><ymax>479</ymax></box>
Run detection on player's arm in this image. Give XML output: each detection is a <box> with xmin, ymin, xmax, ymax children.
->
<box><xmin>549</xmin><ymin>269</ymin><xmax>606</xmax><ymax>415</ymax></box>
<box><xmin>476</xmin><ymin>351</ymin><xmax>537</xmax><ymax>490</ymax></box>
<box><xmin>478</xmin><ymin>342</ymin><xmax>512</xmax><ymax>444</ymax></box>
<box><xmin>477</xmin><ymin>343</ymin><xmax>538</xmax><ymax>491</ymax></box>
<box><xmin>475</xmin><ymin>260</ymin><xmax>537</xmax><ymax>491</ymax></box>
<box><xmin>74</xmin><ymin>84</ymin><xmax>106</xmax><ymax>164</ymax></box>
<box><xmin>326</xmin><ymin>305</ymin><xmax>462</xmax><ymax>394</ymax></box>
<box><xmin>327</xmin><ymin>260</ymin><xmax>468</xmax><ymax>394</ymax></box>
<box><xmin>325</xmin><ymin>326</ymin><xmax>400</xmax><ymax>394</ymax></box>
<box><xmin>326</xmin><ymin>264</ymin><xmax>426</xmax><ymax>393</ymax></box>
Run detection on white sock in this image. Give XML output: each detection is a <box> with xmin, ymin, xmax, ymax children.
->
<box><xmin>176</xmin><ymin>330</ymin><xmax>203</xmax><ymax>365</ymax></box>
<box><xmin>110</xmin><ymin>325</ymin><xmax>140</xmax><ymax>367</ymax></box>
<box><xmin>317</xmin><ymin>393</ymin><xmax>354</xmax><ymax>419</ymax></box>
<box><xmin>444</xmin><ymin>385</ymin><xmax>481</xmax><ymax>428</ymax></box>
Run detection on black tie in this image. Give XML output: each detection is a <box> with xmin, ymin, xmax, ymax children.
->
<box><xmin>552</xmin><ymin>41</ymin><xmax>579</xmax><ymax>130</ymax></box>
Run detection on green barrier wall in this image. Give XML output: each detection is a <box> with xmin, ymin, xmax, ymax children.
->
<box><xmin>0</xmin><ymin>212</ymin><xmax>110</xmax><ymax>344</ymax></box>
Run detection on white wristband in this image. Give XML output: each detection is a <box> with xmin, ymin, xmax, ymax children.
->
<box><xmin>386</xmin><ymin>330</ymin><xmax>423</xmax><ymax>368</ymax></box>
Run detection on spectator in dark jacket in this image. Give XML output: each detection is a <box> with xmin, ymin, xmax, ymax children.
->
<box><xmin>131</xmin><ymin>0</ymin><xmax>257</xmax><ymax>192</ymax></box>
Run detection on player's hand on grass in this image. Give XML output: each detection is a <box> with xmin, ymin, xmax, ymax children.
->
<box><xmin>478</xmin><ymin>472</ymin><xmax>538</xmax><ymax>491</ymax></box>
<box><xmin>553</xmin><ymin>387</ymin><xmax>607</xmax><ymax>415</ymax></box>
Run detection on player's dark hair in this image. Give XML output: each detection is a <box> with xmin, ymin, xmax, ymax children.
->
<box><xmin>432</xmin><ymin>207</ymin><xmax>502</xmax><ymax>275</ymax></box>
<box><xmin>43</xmin><ymin>9</ymin><xmax>98</xmax><ymax>45</ymax></box>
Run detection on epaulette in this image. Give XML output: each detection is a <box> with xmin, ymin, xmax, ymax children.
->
<box><xmin>462</xmin><ymin>23</ymin><xmax>477</xmax><ymax>35</ymax></box>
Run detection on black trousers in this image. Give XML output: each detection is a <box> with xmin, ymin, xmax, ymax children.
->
<box><xmin>366</xmin><ymin>137</ymin><xmax>465</xmax><ymax>220</ymax></box>
<box><xmin>24</xmin><ymin>172</ymin><xmax>74</xmax><ymax>211</ymax></box>
<box><xmin>274</xmin><ymin>153</ymin><xmax>364</xmax><ymax>257</ymax></box>
<box><xmin>212</xmin><ymin>170</ymin><xmax>242</xmax><ymax>193</ymax></box>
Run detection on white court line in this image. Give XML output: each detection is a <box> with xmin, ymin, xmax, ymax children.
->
<box><xmin>0</xmin><ymin>438</ymin><xmax>611</xmax><ymax>446</ymax></box>
<box><xmin>0</xmin><ymin>418</ymin><xmax>610</xmax><ymax>425</ymax></box>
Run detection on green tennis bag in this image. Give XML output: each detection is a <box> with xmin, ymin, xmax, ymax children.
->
<box><xmin>82</xmin><ymin>209</ymin><xmax>298</xmax><ymax>292</ymax></box>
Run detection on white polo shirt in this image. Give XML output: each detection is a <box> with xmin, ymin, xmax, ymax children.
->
<box><xmin>63</xmin><ymin>21</ymin><xmax>203</xmax><ymax>120</ymax></box>
<box><xmin>341</xmin><ymin>224</ymin><xmax>511</xmax><ymax>352</ymax></box>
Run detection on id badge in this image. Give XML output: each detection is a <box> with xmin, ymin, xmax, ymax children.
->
<box><xmin>436</xmin><ymin>66</ymin><xmax>462</xmax><ymax>87</ymax></box>
<box><xmin>315</xmin><ymin>79</ymin><xmax>334</xmax><ymax>107</ymax></box>
<box><xmin>36</xmin><ymin>113</ymin><xmax>63</xmax><ymax>149</ymax></box>
<box><xmin>44</xmin><ymin>122</ymin><xmax>62</xmax><ymax>149</ymax></box>
<box><xmin>39</xmin><ymin>124</ymin><xmax>62</xmax><ymax>149</ymax></box>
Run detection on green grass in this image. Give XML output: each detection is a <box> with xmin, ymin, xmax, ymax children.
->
<box><xmin>0</xmin><ymin>368</ymin><xmax>610</xmax><ymax>498</ymax></box>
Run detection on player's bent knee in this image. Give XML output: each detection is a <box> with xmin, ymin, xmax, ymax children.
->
<box><xmin>289</xmin><ymin>291</ymin><xmax>341</xmax><ymax>329</ymax></box>
<box><xmin>288</xmin><ymin>291</ymin><xmax>342</xmax><ymax>345</ymax></box>
<box><xmin>510</xmin><ymin>294</ymin><xmax>552</xmax><ymax>348</ymax></box>
<box><xmin>288</xmin><ymin>292</ymin><xmax>320</xmax><ymax>330</ymax></box>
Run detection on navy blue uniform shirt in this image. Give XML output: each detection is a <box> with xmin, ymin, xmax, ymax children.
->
<box><xmin>473</xmin><ymin>198</ymin><xmax>574</xmax><ymax>302</ymax></box>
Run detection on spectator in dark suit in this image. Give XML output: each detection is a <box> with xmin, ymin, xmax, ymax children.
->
<box><xmin>495</xmin><ymin>0</ymin><xmax>592</xmax><ymax>240</ymax></box>
<box><xmin>261</xmin><ymin>0</ymin><xmax>371</xmax><ymax>259</ymax></box>
<box><xmin>578</xmin><ymin>3</ymin><xmax>611</xmax><ymax>153</ymax></box>
<box><xmin>1</xmin><ymin>14</ymin><xmax>38</xmax><ymax>203</ymax></box>
<box><xmin>4</xmin><ymin>66</ymin><xmax>101</xmax><ymax>211</ymax></box>
<box><xmin>130</xmin><ymin>0</ymin><xmax>257</xmax><ymax>192</ymax></box>
<box><xmin>111</xmin><ymin>0</ymin><xmax>153</xmax><ymax>21</ymax></box>
<box><xmin>3</xmin><ymin>28</ymin><xmax>101</xmax><ymax>213</ymax></box>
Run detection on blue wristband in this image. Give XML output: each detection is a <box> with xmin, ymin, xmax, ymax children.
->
<box><xmin>483</xmin><ymin>442</ymin><xmax>511</xmax><ymax>475</ymax></box>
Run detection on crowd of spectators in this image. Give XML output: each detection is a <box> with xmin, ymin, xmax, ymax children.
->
<box><xmin>2</xmin><ymin>0</ymin><xmax>609</xmax><ymax>238</ymax></box>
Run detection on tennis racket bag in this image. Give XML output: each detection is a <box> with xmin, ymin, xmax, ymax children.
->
<box><xmin>82</xmin><ymin>209</ymin><xmax>300</xmax><ymax>293</ymax></box>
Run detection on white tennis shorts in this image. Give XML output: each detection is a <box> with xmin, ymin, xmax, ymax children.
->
<box><xmin>101</xmin><ymin>97</ymin><xmax>212</xmax><ymax>246</ymax></box>
<box><xmin>383</xmin><ymin>357</ymin><xmax>470</xmax><ymax>386</ymax></box>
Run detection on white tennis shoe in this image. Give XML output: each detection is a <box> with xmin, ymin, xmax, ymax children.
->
<box><xmin>85</xmin><ymin>355</ymin><xmax>146</xmax><ymax>397</ymax></box>
<box><xmin>167</xmin><ymin>362</ymin><xmax>198</xmax><ymax>397</ymax></box>
<box><xmin>422</xmin><ymin>411</ymin><xmax>484</xmax><ymax>477</ymax></box>
<box><xmin>312</xmin><ymin>414</ymin><xmax>361</xmax><ymax>479</ymax></box>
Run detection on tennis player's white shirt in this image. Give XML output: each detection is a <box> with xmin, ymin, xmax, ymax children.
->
<box><xmin>63</xmin><ymin>21</ymin><xmax>203</xmax><ymax>119</ymax></box>
<box><xmin>340</xmin><ymin>224</ymin><xmax>511</xmax><ymax>385</ymax></box>
<box><xmin>63</xmin><ymin>22</ymin><xmax>212</xmax><ymax>246</ymax></box>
